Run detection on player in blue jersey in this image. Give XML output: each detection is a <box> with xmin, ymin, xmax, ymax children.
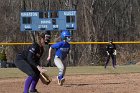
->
<box><xmin>14</xmin><ymin>33</ymin><xmax>51</xmax><ymax>93</ymax></box>
<box><xmin>47</xmin><ymin>30</ymin><xmax>71</xmax><ymax>86</ymax></box>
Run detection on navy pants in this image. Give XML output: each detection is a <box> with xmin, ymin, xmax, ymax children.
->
<box><xmin>105</xmin><ymin>54</ymin><xmax>116</xmax><ymax>68</ymax></box>
<box><xmin>14</xmin><ymin>55</ymin><xmax>40</xmax><ymax>77</ymax></box>
<box><xmin>14</xmin><ymin>55</ymin><xmax>40</xmax><ymax>93</ymax></box>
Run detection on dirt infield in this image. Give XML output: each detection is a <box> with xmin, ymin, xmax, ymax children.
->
<box><xmin>0</xmin><ymin>73</ymin><xmax>140</xmax><ymax>93</ymax></box>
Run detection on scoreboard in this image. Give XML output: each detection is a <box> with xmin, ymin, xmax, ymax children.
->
<box><xmin>20</xmin><ymin>10</ymin><xmax>77</xmax><ymax>31</ymax></box>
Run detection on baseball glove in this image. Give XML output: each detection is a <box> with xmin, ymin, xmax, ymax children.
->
<box><xmin>40</xmin><ymin>72</ymin><xmax>52</xmax><ymax>85</ymax></box>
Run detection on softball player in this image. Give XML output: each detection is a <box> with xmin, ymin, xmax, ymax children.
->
<box><xmin>47</xmin><ymin>30</ymin><xmax>71</xmax><ymax>86</ymax></box>
<box><xmin>105</xmin><ymin>40</ymin><xmax>116</xmax><ymax>69</ymax></box>
<box><xmin>14</xmin><ymin>33</ymin><xmax>50</xmax><ymax>93</ymax></box>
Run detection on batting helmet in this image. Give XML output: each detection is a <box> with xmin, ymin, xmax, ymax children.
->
<box><xmin>61</xmin><ymin>30</ymin><xmax>71</xmax><ymax>40</ymax></box>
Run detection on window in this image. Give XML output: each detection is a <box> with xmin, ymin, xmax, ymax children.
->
<box><xmin>22</xmin><ymin>17</ymin><xmax>32</xmax><ymax>24</ymax></box>
<box><xmin>39</xmin><ymin>12</ymin><xmax>43</xmax><ymax>18</ymax></box>
<box><xmin>66</xmin><ymin>16</ymin><xmax>75</xmax><ymax>23</ymax></box>
<box><xmin>50</xmin><ymin>11</ymin><xmax>58</xmax><ymax>18</ymax></box>
<box><xmin>52</xmin><ymin>19</ymin><xmax>56</xmax><ymax>25</ymax></box>
<box><xmin>44</xmin><ymin>12</ymin><xmax>48</xmax><ymax>18</ymax></box>
<box><xmin>39</xmin><ymin>12</ymin><xmax>48</xmax><ymax>18</ymax></box>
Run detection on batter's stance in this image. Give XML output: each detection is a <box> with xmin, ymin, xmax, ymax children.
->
<box><xmin>105</xmin><ymin>40</ymin><xmax>117</xmax><ymax>69</ymax></box>
<box><xmin>47</xmin><ymin>30</ymin><xmax>71</xmax><ymax>86</ymax></box>
<box><xmin>14</xmin><ymin>33</ymin><xmax>50</xmax><ymax>93</ymax></box>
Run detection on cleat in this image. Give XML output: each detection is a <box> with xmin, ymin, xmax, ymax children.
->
<box><xmin>57</xmin><ymin>76</ymin><xmax>61</xmax><ymax>85</ymax></box>
<box><xmin>29</xmin><ymin>89</ymin><xmax>39</xmax><ymax>93</ymax></box>
<box><xmin>60</xmin><ymin>78</ymin><xmax>65</xmax><ymax>86</ymax></box>
<box><xmin>29</xmin><ymin>91</ymin><xmax>39</xmax><ymax>93</ymax></box>
<box><xmin>57</xmin><ymin>76</ymin><xmax>65</xmax><ymax>86</ymax></box>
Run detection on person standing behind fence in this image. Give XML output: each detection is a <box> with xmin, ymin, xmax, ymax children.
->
<box><xmin>47</xmin><ymin>30</ymin><xmax>71</xmax><ymax>86</ymax></box>
<box><xmin>14</xmin><ymin>33</ymin><xmax>50</xmax><ymax>93</ymax></box>
<box><xmin>105</xmin><ymin>39</ymin><xmax>117</xmax><ymax>69</ymax></box>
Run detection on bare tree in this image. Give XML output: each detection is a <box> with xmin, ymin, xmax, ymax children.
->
<box><xmin>0</xmin><ymin>0</ymin><xmax>140</xmax><ymax>65</ymax></box>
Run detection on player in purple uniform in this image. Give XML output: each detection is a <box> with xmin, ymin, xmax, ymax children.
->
<box><xmin>105</xmin><ymin>40</ymin><xmax>117</xmax><ymax>69</ymax></box>
<box><xmin>14</xmin><ymin>33</ymin><xmax>51</xmax><ymax>93</ymax></box>
<box><xmin>47</xmin><ymin>30</ymin><xmax>71</xmax><ymax>86</ymax></box>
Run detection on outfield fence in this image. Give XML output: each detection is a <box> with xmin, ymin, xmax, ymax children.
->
<box><xmin>0</xmin><ymin>41</ymin><xmax>140</xmax><ymax>45</ymax></box>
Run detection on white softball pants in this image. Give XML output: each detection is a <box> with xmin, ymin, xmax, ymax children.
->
<box><xmin>54</xmin><ymin>56</ymin><xmax>67</xmax><ymax>77</ymax></box>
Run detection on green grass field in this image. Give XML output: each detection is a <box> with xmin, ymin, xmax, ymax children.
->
<box><xmin>0</xmin><ymin>65</ymin><xmax>140</xmax><ymax>79</ymax></box>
